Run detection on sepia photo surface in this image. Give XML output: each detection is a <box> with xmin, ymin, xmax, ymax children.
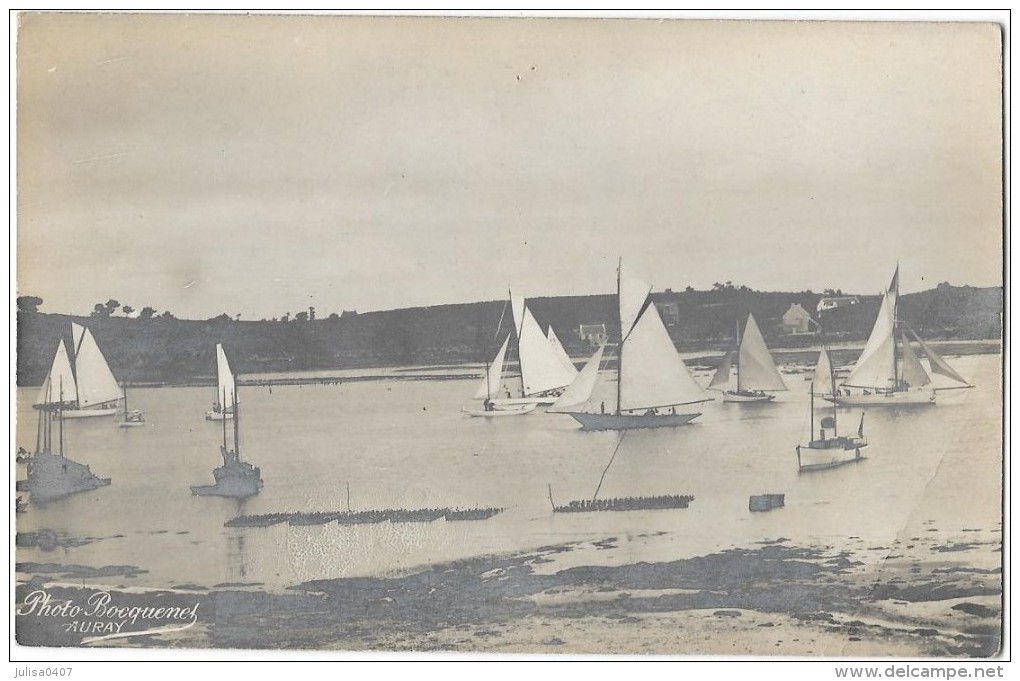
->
<box><xmin>13</xmin><ymin>13</ymin><xmax>1004</xmax><ymax>657</ymax></box>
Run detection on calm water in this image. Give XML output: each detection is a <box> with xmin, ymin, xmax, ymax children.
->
<box><xmin>15</xmin><ymin>355</ymin><xmax>1001</xmax><ymax>590</ymax></box>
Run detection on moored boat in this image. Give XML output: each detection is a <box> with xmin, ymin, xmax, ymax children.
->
<box><xmin>192</xmin><ymin>346</ymin><xmax>262</xmax><ymax>499</ymax></box>
<box><xmin>467</xmin><ymin>292</ymin><xmax>578</xmax><ymax>412</ymax></box>
<box><xmin>34</xmin><ymin>323</ymin><xmax>123</xmax><ymax>419</ymax></box>
<box><xmin>25</xmin><ymin>370</ymin><xmax>111</xmax><ymax>502</ymax></box>
<box><xmin>561</xmin><ymin>260</ymin><xmax>711</xmax><ymax>431</ymax></box>
<box><xmin>797</xmin><ymin>347</ymin><xmax>868</xmax><ymax>472</ymax></box>
<box><xmin>827</xmin><ymin>266</ymin><xmax>971</xmax><ymax>407</ymax></box>
<box><xmin>709</xmin><ymin>313</ymin><xmax>788</xmax><ymax>403</ymax></box>
<box><xmin>117</xmin><ymin>381</ymin><xmax>146</xmax><ymax>428</ymax></box>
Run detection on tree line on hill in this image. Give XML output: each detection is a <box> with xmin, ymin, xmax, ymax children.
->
<box><xmin>15</xmin><ymin>283</ymin><xmax>1002</xmax><ymax>386</ymax></box>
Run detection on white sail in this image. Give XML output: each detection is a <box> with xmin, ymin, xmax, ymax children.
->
<box><xmin>74</xmin><ymin>327</ymin><xmax>123</xmax><ymax>407</ymax></box>
<box><xmin>844</xmin><ymin>287</ymin><xmax>897</xmax><ymax>390</ymax></box>
<box><xmin>510</xmin><ymin>294</ymin><xmax>527</xmax><ymax>338</ymax></box>
<box><xmin>619</xmin><ymin>272</ymin><xmax>652</xmax><ymax>341</ymax></box>
<box><xmin>547</xmin><ymin>327</ymin><xmax>578</xmax><ymax>378</ymax></box>
<box><xmin>71</xmin><ymin>322</ymin><xmax>86</xmax><ymax>355</ymax></box>
<box><xmin>737</xmin><ymin>313</ymin><xmax>788</xmax><ymax>391</ymax></box>
<box><xmin>811</xmin><ymin>347</ymin><xmax>835</xmax><ymax>397</ymax></box>
<box><xmin>619</xmin><ymin>302</ymin><xmax>708</xmax><ymax>411</ymax></box>
<box><xmin>35</xmin><ymin>339</ymin><xmax>78</xmax><ymax>406</ymax></box>
<box><xmin>473</xmin><ymin>335</ymin><xmax>511</xmax><ymax>399</ymax></box>
<box><xmin>708</xmin><ymin>351</ymin><xmax>733</xmax><ymax>390</ymax></box>
<box><xmin>898</xmin><ymin>332</ymin><xmax>932</xmax><ymax>387</ymax></box>
<box><xmin>909</xmin><ymin>330</ymin><xmax>971</xmax><ymax>386</ymax></box>
<box><xmin>517</xmin><ymin>306</ymin><xmax>577</xmax><ymax>396</ymax></box>
<box><xmin>216</xmin><ymin>343</ymin><xmax>237</xmax><ymax>409</ymax></box>
<box><xmin>549</xmin><ymin>343</ymin><xmax>605</xmax><ymax>412</ymax></box>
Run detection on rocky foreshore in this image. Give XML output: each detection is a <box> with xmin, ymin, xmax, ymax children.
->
<box><xmin>15</xmin><ymin>529</ymin><xmax>1001</xmax><ymax>656</ymax></box>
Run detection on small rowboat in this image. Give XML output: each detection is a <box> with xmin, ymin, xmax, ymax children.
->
<box><xmin>460</xmin><ymin>404</ymin><xmax>537</xmax><ymax>417</ymax></box>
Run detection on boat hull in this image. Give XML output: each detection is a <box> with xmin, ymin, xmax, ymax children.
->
<box><xmin>117</xmin><ymin>421</ymin><xmax>146</xmax><ymax>428</ymax></box>
<box><xmin>796</xmin><ymin>441</ymin><xmax>867</xmax><ymax>471</ymax></box>
<box><xmin>722</xmin><ymin>391</ymin><xmax>776</xmax><ymax>403</ymax></box>
<box><xmin>60</xmin><ymin>407</ymin><xmax>119</xmax><ymax>419</ymax></box>
<box><xmin>191</xmin><ymin>461</ymin><xmax>263</xmax><ymax>499</ymax></box>
<box><xmin>825</xmin><ymin>389</ymin><xmax>936</xmax><ymax>407</ymax></box>
<box><xmin>205</xmin><ymin>410</ymin><xmax>235</xmax><ymax>421</ymax></box>
<box><xmin>569</xmin><ymin>411</ymin><xmax>701</xmax><ymax>431</ymax></box>
<box><xmin>487</xmin><ymin>397</ymin><xmax>557</xmax><ymax>408</ymax></box>
<box><xmin>461</xmin><ymin>404</ymin><xmax>537</xmax><ymax>417</ymax></box>
<box><xmin>26</xmin><ymin>452</ymin><xmax>111</xmax><ymax>503</ymax></box>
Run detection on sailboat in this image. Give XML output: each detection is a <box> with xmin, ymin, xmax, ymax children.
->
<box><xmin>708</xmin><ymin>313</ymin><xmax>788</xmax><ymax>402</ymax></box>
<box><xmin>469</xmin><ymin>292</ymin><xmax>578</xmax><ymax>410</ymax></box>
<box><xmin>205</xmin><ymin>344</ymin><xmax>237</xmax><ymax>420</ymax></box>
<box><xmin>25</xmin><ymin>364</ymin><xmax>111</xmax><ymax>503</ymax></box>
<box><xmin>117</xmin><ymin>381</ymin><xmax>146</xmax><ymax>428</ymax></box>
<box><xmin>826</xmin><ymin>266</ymin><xmax>972</xmax><ymax>407</ymax></box>
<box><xmin>797</xmin><ymin>346</ymin><xmax>868</xmax><ymax>471</ymax></box>
<box><xmin>463</xmin><ymin>333</ymin><xmax>536</xmax><ymax>417</ymax></box>
<box><xmin>191</xmin><ymin>347</ymin><xmax>263</xmax><ymax>498</ymax></box>
<box><xmin>33</xmin><ymin>323</ymin><xmax>123</xmax><ymax>419</ymax></box>
<box><xmin>562</xmin><ymin>261</ymin><xmax>712</xmax><ymax>430</ymax></box>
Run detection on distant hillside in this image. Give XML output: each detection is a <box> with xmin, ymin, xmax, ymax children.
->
<box><xmin>15</xmin><ymin>284</ymin><xmax>1002</xmax><ymax>386</ymax></box>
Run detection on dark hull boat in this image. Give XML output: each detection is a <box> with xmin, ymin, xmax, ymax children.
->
<box><xmin>27</xmin><ymin>451</ymin><xmax>111</xmax><ymax>503</ymax></box>
<box><xmin>190</xmin><ymin>447</ymin><xmax>263</xmax><ymax>499</ymax></box>
<box><xmin>192</xmin><ymin>344</ymin><xmax>262</xmax><ymax>499</ymax></box>
<box><xmin>24</xmin><ymin>359</ymin><xmax>111</xmax><ymax>504</ymax></box>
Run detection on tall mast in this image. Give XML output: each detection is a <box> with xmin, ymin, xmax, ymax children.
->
<box><xmin>72</xmin><ymin>330</ymin><xmax>84</xmax><ymax>409</ymax></box>
<box><xmin>42</xmin><ymin>382</ymin><xmax>52</xmax><ymax>453</ymax></box>
<box><xmin>58</xmin><ymin>377</ymin><xmax>65</xmax><ymax>457</ymax></box>
<box><xmin>829</xmin><ymin>348</ymin><xmax>838</xmax><ymax>433</ymax></box>
<box><xmin>735</xmin><ymin>317</ymin><xmax>742</xmax><ymax>392</ymax></box>
<box><xmin>123</xmin><ymin>381</ymin><xmax>128</xmax><ymax>417</ymax></box>
<box><xmin>233</xmin><ymin>383</ymin><xmax>241</xmax><ymax>460</ymax></box>
<box><xmin>891</xmin><ymin>264</ymin><xmax>900</xmax><ymax>389</ymax></box>
<box><xmin>810</xmin><ymin>381</ymin><xmax>815</xmax><ymax>441</ymax></box>
<box><xmin>221</xmin><ymin>386</ymin><xmax>228</xmax><ymax>450</ymax></box>
<box><xmin>35</xmin><ymin>380</ymin><xmax>46</xmax><ymax>453</ymax></box>
<box><xmin>615</xmin><ymin>257</ymin><xmax>623</xmax><ymax>416</ymax></box>
<box><xmin>507</xmin><ymin>288</ymin><xmax>525</xmax><ymax>398</ymax></box>
<box><xmin>35</xmin><ymin>404</ymin><xmax>43</xmax><ymax>454</ymax></box>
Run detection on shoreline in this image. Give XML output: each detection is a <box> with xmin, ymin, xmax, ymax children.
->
<box><xmin>15</xmin><ymin>529</ymin><xmax>1001</xmax><ymax>656</ymax></box>
<box><xmin>15</xmin><ymin>339</ymin><xmax>1001</xmax><ymax>390</ymax></box>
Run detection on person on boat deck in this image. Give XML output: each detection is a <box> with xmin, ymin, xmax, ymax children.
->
<box><xmin>600</xmin><ymin>401</ymin><xmax>605</xmax><ymax>414</ymax></box>
<box><xmin>670</xmin><ymin>406</ymin><xmax>676</xmax><ymax>415</ymax></box>
<box><xmin>483</xmin><ymin>398</ymin><xmax>494</xmax><ymax>412</ymax></box>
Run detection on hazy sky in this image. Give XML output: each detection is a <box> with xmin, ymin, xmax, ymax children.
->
<box><xmin>17</xmin><ymin>14</ymin><xmax>1002</xmax><ymax>318</ymax></box>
